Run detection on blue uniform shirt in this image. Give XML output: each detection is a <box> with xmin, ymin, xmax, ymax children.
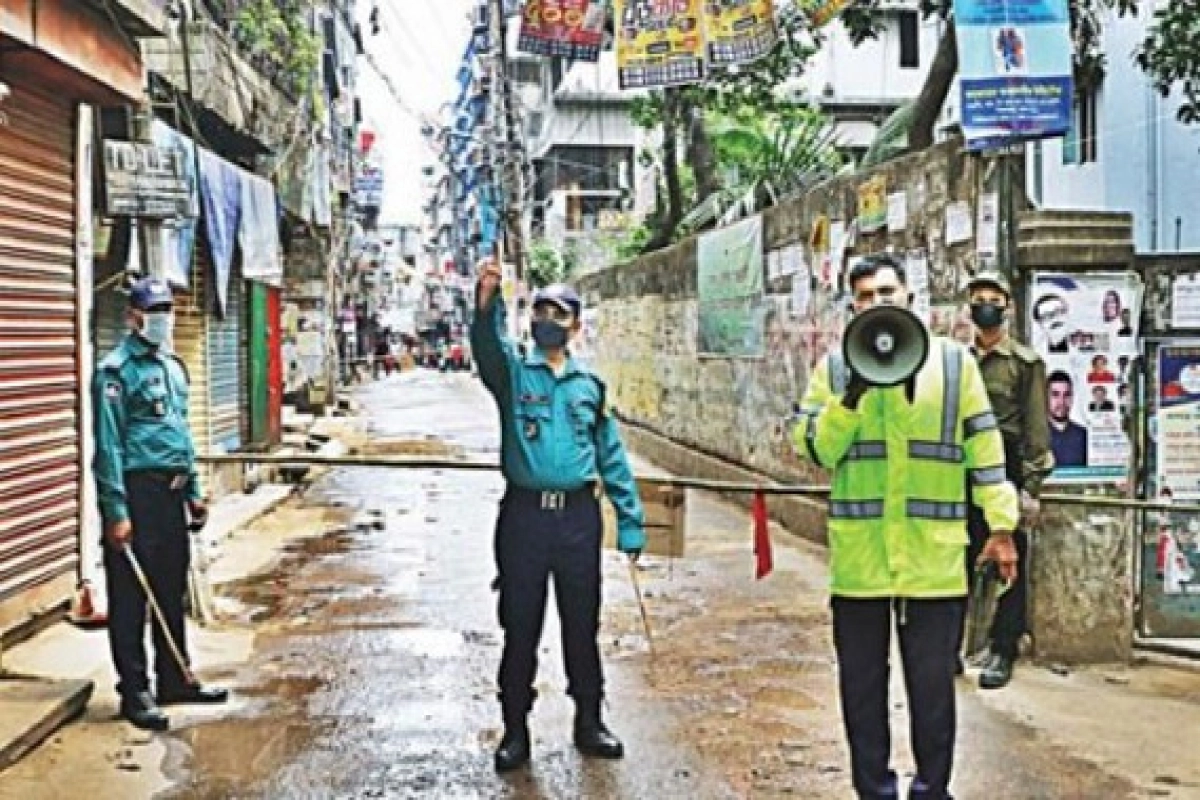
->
<box><xmin>470</xmin><ymin>296</ymin><xmax>646</xmax><ymax>552</ymax></box>
<box><xmin>93</xmin><ymin>333</ymin><xmax>201</xmax><ymax>526</ymax></box>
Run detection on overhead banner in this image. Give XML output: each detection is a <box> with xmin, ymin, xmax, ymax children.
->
<box><xmin>518</xmin><ymin>0</ymin><xmax>606</xmax><ymax>62</ymax></box>
<box><xmin>1029</xmin><ymin>272</ymin><xmax>1143</xmax><ymax>485</ymax></box>
<box><xmin>952</xmin><ymin>0</ymin><xmax>1074</xmax><ymax>150</ymax></box>
<box><xmin>697</xmin><ymin>215</ymin><xmax>766</xmax><ymax>358</ymax></box>
<box><xmin>801</xmin><ymin>0</ymin><xmax>852</xmax><ymax>27</ymax></box>
<box><xmin>705</xmin><ymin>0</ymin><xmax>777</xmax><ymax>68</ymax></box>
<box><xmin>615</xmin><ymin>0</ymin><xmax>706</xmax><ymax>90</ymax></box>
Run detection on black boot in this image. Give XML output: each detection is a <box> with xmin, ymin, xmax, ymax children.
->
<box><xmin>979</xmin><ymin>652</ymin><xmax>1015</xmax><ymax>690</ymax></box>
<box><xmin>120</xmin><ymin>691</ymin><xmax>170</xmax><ymax>731</ymax></box>
<box><xmin>574</xmin><ymin>701</ymin><xmax>624</xmax><ymax>759</ymax></box>
<box><xmin>494</xmin><ymin>718</ymin><xmax>531</xmax><ymax>772</ymax></box>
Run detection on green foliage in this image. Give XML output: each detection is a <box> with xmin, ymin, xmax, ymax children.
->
<box><xmin>526</xmin><ymin>240</ymin><xmax>576</xmax><ymax>288</ymax></box>
<box><xmin>615</xmin><ymin>224</ymin><xmax>654</xmax><ymax>262</ymax></box>
<box><xmin>233</xmin><ymin>0</ymin><xmax>322</xmax><ymax>99</ymax></box>
<box><xmin>1138</xmin><ymin>0</ymin><xmax>1200</xmax><ymax>124</ymax></box>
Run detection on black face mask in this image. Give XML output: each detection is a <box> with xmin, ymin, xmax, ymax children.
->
<box><xmin>970</xmin><ymin>302</ymin><xmax>1006</xmax><ymax>330</ymax></box>
<box><xmin>531</xmin><ymin>318</ymin><xmax>570</xmax><ymax>350</ymax></box>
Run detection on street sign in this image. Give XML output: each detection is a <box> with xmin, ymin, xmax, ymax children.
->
<box><xmin>102</xmin><ymin>139</ymin><xmax>195</xmax><ymax>218</ymax></box>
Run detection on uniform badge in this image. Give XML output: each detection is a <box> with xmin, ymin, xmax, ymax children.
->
<box><xmin>153</xmin><ymin>400</ymin><xmax>167</xmax><ymax>417</ymax></box>
<box><xmin>104</xmin><ymin>382</ymin><xmax>121</xmax><ymax>400</ymax></box>
<box><xmin>524</xmin><ymin>419</ymin><xmax>539</xmax><ymax>440</ymax></box>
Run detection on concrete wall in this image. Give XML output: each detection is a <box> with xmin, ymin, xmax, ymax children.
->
<box><xmin>578</xmin><ymin>140</ymin><xmax>1133</xmax><ymax>664</ymax></box>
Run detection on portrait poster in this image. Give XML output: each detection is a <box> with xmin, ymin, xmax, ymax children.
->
<box><xmin>1149</xmin><ymin>344</ymin><xmax>1200</xmax><ymax>599</ymax></box>
<box><xmin>704</xmin><ymin>0</ymin><xmax>777</xmax><ymax>68</ymax></box>
<box><xmin>1029</xmin><ymin>272</ymin><xmax>1143</xmax><ymax>484</ymax></box>
<box><xmin>952</xmin><ymin>0</ymin><xmax>1073</xmax><ymax>150</ymax></box>
<box><xmin>518</xmin><ymin>0</ymin><xmax>606</xmax><ymax>62</ymax></box>
<box><xmin>615</xmin><ymin>0</ymin><xmax>707</xmax><ymax>90</ymax></box>
<box><xmin>697</xmin><ymin>215</ymin><xmax>766</xmax><ymax>357</ymax></box>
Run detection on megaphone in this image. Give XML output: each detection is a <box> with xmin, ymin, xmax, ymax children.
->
<box><xmin>842</xmin><ymin>304</ymin><xmax>930</xmax><ymax>387</ymax></box>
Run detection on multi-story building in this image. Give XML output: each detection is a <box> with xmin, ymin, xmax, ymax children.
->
<box><xmin>790</xmin><ymin>1</ymin><xmax>943</xmax><ymax>163</ymax></box>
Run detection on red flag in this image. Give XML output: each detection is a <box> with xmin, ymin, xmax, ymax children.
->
<box><xmin>753</xmin><ymin>490</ymin><xmax>773</xmax><ymax>579</ymax></box>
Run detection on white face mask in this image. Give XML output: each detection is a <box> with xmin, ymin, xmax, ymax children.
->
<box><xmin>140</xmin><ymin>311</ymin><xmax>174</xmax><ymax>347</ymax></box>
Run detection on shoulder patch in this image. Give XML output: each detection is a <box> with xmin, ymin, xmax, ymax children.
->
<box><xmin>166</xmin><ymin>353</ymin><xmax>191</xmax><ymax>384</ymax></box>
<box><xmin>1011</xmin><ymin>341</ymin><xmax>1042</xmax><ymax>364</ymax></box>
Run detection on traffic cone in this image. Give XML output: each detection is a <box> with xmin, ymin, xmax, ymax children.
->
<box><xmin>69</xmin><ymin>580</ymin><xmax>107</xmax><ymax>628</ymax></box>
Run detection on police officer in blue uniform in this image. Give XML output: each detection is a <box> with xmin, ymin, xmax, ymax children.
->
<box><xmin>471</xmin><ymin>259</ymin><xmax>646</xmax><ymax>772</ymax></box>
<box><xmin>93</xmin><ymin>278</ymin><xmax>228</xmax><ymax>731</ymax></box>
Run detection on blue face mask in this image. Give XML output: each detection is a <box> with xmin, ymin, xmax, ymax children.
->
<box><xmin>531</xmin><ymin>318</ymin><xmax>570</xmax><ymax>350</ymax></box>
<box><xmin>140</xmin><ymin>311</ymin><xmax>174</xmax><ymax>347</ymax></box>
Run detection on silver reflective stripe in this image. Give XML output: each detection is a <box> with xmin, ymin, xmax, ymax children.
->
<box><xmin>907</xmin><ymin>500</ymin><xmax>967</xmax><ymax>520</ymax></box>
<box><xmin>970</xmin><ymin>466</ymin><xmax>1007</xmax><ymax>486</ymax></box>
<box><xmin>964</xmin><ymin>410</ymin><xmax>998</xmax><ymax>438</ymax></box>
<box><xmin>828</xmin><ymin>352</ymin><xmax>848</xmax><ymax>395</ymax></box>
<box><xmin>846</xmin><ymin>441</ymin><xmax>887</xmax><ymax>460</ymax></box>
<box><xmin>909</xmin><ymin>440</ymin><xmax>964</xmax><ymax>462</ymax></box>
<box><xmin>830</xmin><ymin>500</ymin><xmax>885</xmax><ymax>519</ymax></box>
<box><xmin>941</xmin><ymin>345</ymin><xmax>962</xmax><ymax>445</ymax></box>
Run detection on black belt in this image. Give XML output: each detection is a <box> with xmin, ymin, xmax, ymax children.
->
<box><xmin>507</xmin><ymin>484</ymin><xmax>597</xmax><ymax>512</ymax></box>
<box><xmin>127</xmin><ymin>470</ymin><xmax>189</xmax><ymax>490</ymax></box>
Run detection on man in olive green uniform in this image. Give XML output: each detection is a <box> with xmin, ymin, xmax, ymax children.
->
<box><xmin>958</xmin><ymin>272</ymin><xmax>1054</xmax><ymax>689</ymax></box>
<box><xmin>94</xmin><ymin>278</ymin><xmax>228</xmax><ymax>731</ymax></box>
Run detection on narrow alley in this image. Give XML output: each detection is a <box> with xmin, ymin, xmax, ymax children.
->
<box><xmin>8</xmin><ymin>371</ymin><xmax>1198</xmax><ymax>799</ymax></box>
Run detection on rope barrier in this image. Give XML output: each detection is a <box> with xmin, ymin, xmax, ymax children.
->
<box><xmin>197</xmin><ymin>453</ymin><xmax>1200</xmax><ymax>514</ymax></box>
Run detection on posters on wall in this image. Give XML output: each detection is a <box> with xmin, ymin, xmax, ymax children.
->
<box><xmin>945</xmin><ymin>200</ymin><xmax>973</xmax><ymax>245</ymax></box>
<box><xmin>952</xmin><ymin>0</ymin><xmax>1074</xmax><ymax>150</ymax></box>
<box><xmin>857</xmin><ymin>175</ymin><xmax>887</xmax><ymax>233</ymax></box>
<box><xmin>976</xmin><ymin>191</ymin><xmax>999</xmax><ymax>261</ymax></box>
<box><xmin>697</xmin><ymin>215</ymin><xmax>766</xmax><ymax>357</ymax></box>
<box><xmin>886</xmin><ymin>192</ymin><xmax>907</xmax><ymax>232</ymax></box>
<box><xmin>1152</xmin><ymin>344</ymin><xmax>1200</xmax><ymax>596</ymax></box>
<box><xmin>615</xmin><ymin>0</ymin><xmax>706</xmax><ymax>89</ymax></box>
<box><xmin>518</xmin><ymin>0</ymin><xmax>606</xmax><ymax>62</ymax></box>
<box><xmin>705</xmin><ymin>0</ymin><xmax>777</xmax><ymax>68</ymax></box>
<box><xmin>1029</xmin><ymin>272</ymin><xmax>1143</xmax><ymax>484</ymax></box>
<box><xmin>1171</xmin><ymin>273</ymin><xmax>1200</xmax><ymax>329</ymax></box>
<box><xmin>802</xmin><ymin>0</ymin><xmax>852</xmax><ymax>27</ymax></box>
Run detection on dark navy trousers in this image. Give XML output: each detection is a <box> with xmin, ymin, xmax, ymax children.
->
<box><xmin>832</xmin><ymin>597</ymin><xmax>962</xmax><ymax>800</ymax></box>
<box><xmin>493</xmin><ymin>485</ymin><xmax>603</xmax><ymax>718</ymax></box>
<box><xmin>102</xmin><ymin>472</ymin><xmax>193</xmax><ymax>698</ymax></box>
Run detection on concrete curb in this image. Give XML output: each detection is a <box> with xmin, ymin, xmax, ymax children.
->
<box><xmin>0</xmin><ymin>676</ymin><xmax>93</xmax><ymax>772</ymax></box>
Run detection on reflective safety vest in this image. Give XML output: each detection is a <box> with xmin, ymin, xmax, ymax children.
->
<box><xmin>792</xmin><ymin>337</ymin><xmax>1018</xmax><ymax>598</ymax></box>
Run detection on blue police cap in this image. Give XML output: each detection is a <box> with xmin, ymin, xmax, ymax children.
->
<box><xmin>531</xmin><ymin>284</ymin><xmax>582</xmax><ymax>318</ymax></box>
<box><xmin>129</xmin><ymin>277</ymin><xmax>174</xmax><ymax>310</ymax></box>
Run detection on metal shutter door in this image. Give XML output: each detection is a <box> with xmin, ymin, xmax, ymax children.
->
<box><xmin>207</xmin><ymin>262</ymin><xmax>242</xmax><ymax>453</ymax></box>
<box><xmin>0</xmin><ymin>86</ymin><xmax>80</xmax><ymax>601</ymax></box>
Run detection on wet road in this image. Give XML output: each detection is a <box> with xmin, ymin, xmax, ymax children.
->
<box><xmin>165</xmin><ymin>370</ymin><xmax>1184</xmax><ymax>799</ymax></box>
<box><xmin>169</xmin><ymin>371</ymin><xmax>729</xmax><ymax>799</ymax></box>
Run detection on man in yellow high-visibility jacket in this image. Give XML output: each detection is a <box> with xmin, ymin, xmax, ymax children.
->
<box><xmin>792</xmin><ymin>255</ymin><xmax>1018</xmax><ymax>800</ymax></box>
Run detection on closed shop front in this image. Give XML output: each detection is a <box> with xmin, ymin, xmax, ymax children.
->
<box><xmin>0</xmin><ymin>83</ymin><xmax>80</xmax><ymax>620</ymax></box>
<box><xmin>208</xmin><ymin>263</ymin><xmax>243</xmax><ymax>454</ymax></box>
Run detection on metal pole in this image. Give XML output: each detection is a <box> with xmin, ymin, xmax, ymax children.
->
<box><xmin>491</xmin><ymin>0</ymin><xmax>526</xmax><ymax>282</ymax></box>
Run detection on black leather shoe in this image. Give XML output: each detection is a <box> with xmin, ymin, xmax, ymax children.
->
<box><xmin>979</xmin><ymin>653</ymin><xmax>1014</xmax><ymax>690</ymax></box>
<box><xmin>574</xmin><ymin>714</ymin><xmax>625</xmax><ymax>759</ymax></box>
<box><xmin>157</xmin><ymin>684</ymin><xmax>230</xmax><ymax>706</ymax></box>
<box><xmin>120</xmin><ymin>691</ymin><xmax>169</xmax><ymax>731</ymax></box>
<box><xmin>494</xmin><ymin>723</ymin><xmax>531</xmax><ymax>772</ymax></box>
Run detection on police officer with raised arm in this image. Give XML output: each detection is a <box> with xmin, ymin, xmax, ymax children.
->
<box><xmin>470</xmin><ymin>258</ymin><xmax>645</xmax><ymax>773</ymax></box>
<box><xmin>792</xmin><ymin>256</ymin><xmax>1018</xmax><ymax>800</ymax></box>
<box><xmin>93</xmin><ymin>278</ymin><xmax>228</xmax><ymax>731</ymax></box>
<box><xmin>958</xmin><ymin>271</ymin><xmax>1054</xmax><ymax>689</ymax></box>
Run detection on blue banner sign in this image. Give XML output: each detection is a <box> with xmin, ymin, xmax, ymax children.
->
<box><xmin>953</xmin><ymin>0</ymin><xmax>1074</xmax><ymax>150</ymax></box>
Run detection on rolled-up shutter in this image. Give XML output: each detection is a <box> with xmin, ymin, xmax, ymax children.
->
<box><xmin>207</xmin><ymin>263</ymin><xmax>242</xmax><ymax>453</ymax></box>
<box><xmin>0</xmin><ymin>85</ymin><xmax>80</xmax><ymax>602</ymax></box>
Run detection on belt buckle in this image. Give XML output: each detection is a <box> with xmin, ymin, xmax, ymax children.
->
<box><xmin>540</xmin><ymin>491</ymin><xmax>565</xmax><ymax>511</ymax></box>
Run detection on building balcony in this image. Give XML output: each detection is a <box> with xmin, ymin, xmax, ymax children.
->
<box><xmin>141</xmin><ymin>19</ymin><xmax>297</xmax><ymax>148</ymax></box>
<box><xmin>83</xmin><ymin>0</ymin><xmax>169</xmax><ymax>37</ymax></box>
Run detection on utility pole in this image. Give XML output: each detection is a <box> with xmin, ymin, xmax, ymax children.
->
<box><xmin>489</xmin><ymin>0</ymin><xmax>526</xmax><ymax>282</ymax></box>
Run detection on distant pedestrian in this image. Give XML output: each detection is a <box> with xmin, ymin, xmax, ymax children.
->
<box><xmin>93</xmin><ymin>278</ymin><xmax>228</xmax><ymax>731</ymax></box>
<box><xmin>471</xmin><ymin>259</ymin><xmax>645</xmax><ymax>773</ymax></box>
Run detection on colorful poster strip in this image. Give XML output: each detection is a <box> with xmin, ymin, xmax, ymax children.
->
<box><xmin>705</xmin><ymin>0</ymin><xmax>777</xmax><ymax>68</ymax></box>
<box><xmin>518</xmin><ymin>0</ymin><xmax>606</xmax><ymax>62</ymax></box>
<box><xmin>801</xmin><ymin>0</ymin><xmax>852</xmax><ymax>27</ymax></box>
<box><xmin>952</xmin><ymin>0</ymin><xmax>1074</xmax><ymax>150</ymax></box>
<box><xmin>615</xmin><ymin>0</ymin><xmax>707</xmax><ymax>90</ymax></box>
<box><xmin>1029</xmin><ymin>272</ymin><xmax>1143</xmax><ymax>485</ymax></box>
